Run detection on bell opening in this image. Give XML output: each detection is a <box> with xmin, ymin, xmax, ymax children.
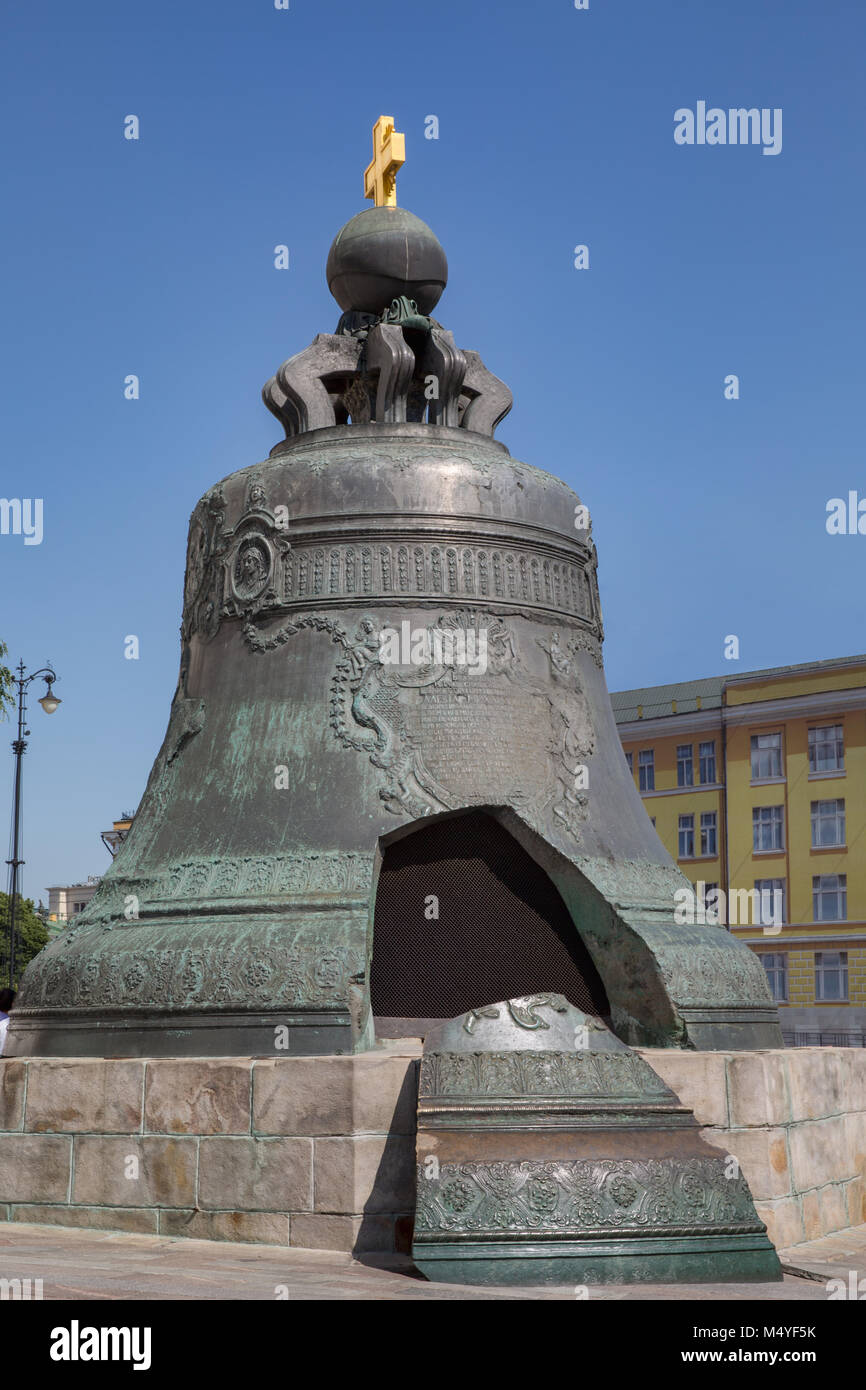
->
<box><xmin>370</xmin><ymin>809</ymin><xmax>610</xmax><ymax>1039</ymax></box>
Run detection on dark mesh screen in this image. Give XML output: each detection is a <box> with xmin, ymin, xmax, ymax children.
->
<box><xmin>370</xmin><ymin>811</ymin><xmax>609</xmax><ymax>1020</ymax></box>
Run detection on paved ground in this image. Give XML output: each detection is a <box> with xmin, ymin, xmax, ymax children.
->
<box><xmin>1</xmin><ymin>1221</ymin><xmax>864</xmax><ymax>1299</ymax></box>
<box><xmin>778</xmin><ymin>1224</ymin><xmax>866</xmax><ymax>1289</ymax></box>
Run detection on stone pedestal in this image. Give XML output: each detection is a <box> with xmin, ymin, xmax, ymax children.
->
<box><xmin>0</xmin><ymin>1046</ymin><xmax>419</xmax><ymax>1253</ymax></box>
<box><xmin>0</xmin><ymin>1047</ymin><xmax>863</xmax><ymax>1261</ymax></box>
<box><xmin>638</xmin><ymin>1048</ymin><xmax>866</xmax><ymax>1249</ymax></box>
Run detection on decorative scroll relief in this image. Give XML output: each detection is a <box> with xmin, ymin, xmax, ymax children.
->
<box><xmin>414</xmin><ymin>1158</ymin><xmax>764</xmax><ymax>1236</ymax></box>
<box><xmin>283</xmin><ymin>539</ymin><xmax>601</xmax><ymax>627</ymax></box>
<box><xmin>182</xmin><ymin>476</ymin><xmax>290</xmax><ymax>642</ymax></box>
<box><xmin>537</xmin><ymin>629</ymin><xmax>603</xmax><ymax>675</ymax></box>
<box><xmin>182</xmin><ymin>486</ymin><xmax>228</xmax><ymax>642</ymax></box>
<box><xmin>419</xmin><ymin>1050</ymin><xmax>673</xmax><ymax>1101</ymax></box>
<box><xmin>21</xmin><ymin>928</ymin><xmax>363</xmax><ymax>1013</ymax></box>
<box><xmin>72</xmin><ymin>852</ymin><xmax>374</xmax><ymax>927</ymax></box>
<box><xmin>658</xmin><ymin>943</ymin><xmax>777</xmax><ymax>1009</ymax></box>
<box><xmin>181</xmin><ymin>470</ymin><xmax>606</xmax><ymax>645</ymax></box>
<box><xmin>463</xmin><ymin>994</ymin><xmax>570</xmax><ymax>1034</ymax></box>
<box><xmin>158</xmin><ymin>850</ymin><xmax>372</xmax><ymax>902</ymax></box>
<box><xmin>244</xmin><ymin>609</ymin><xmax>594</xmax><ymax>838</ymax></box>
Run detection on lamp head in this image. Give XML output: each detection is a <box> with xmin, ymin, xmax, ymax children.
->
<box><xmin>38</xmin><ymin>679</ymin><xmax>60</xmax><ymax>715</ymax></box>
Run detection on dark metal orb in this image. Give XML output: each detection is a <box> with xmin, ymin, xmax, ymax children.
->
<box><xmin>326</xmin><ymin>206</ymin><xmax>448</xmax><ymax>316</ymax></box>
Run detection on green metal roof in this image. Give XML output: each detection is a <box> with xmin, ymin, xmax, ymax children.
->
<box><xmin>611</xmin><ymin>677</ymin><xmax>724</xmax><ymax>722</ymax></box>
<box><xmin>611</xmin><ymin>654</ymin><xmax>866</xmax><ymax>725</ymax></box>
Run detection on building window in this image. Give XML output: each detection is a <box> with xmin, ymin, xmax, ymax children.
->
<box><xmin>638</xmin><ymin>749</ymin><xmax>654</xmax><ymax>792</ymax></box>
<box><xmin>751</xmin><ymin>732</ymin><xmax>783</xmax><ymax>780</ymax></box>
<box><xmin>754</xmin><ymin>879</ymin><xmax>786</xmax><ymax>926</ymax></box>
<box><xmin>808</xmin><ymin>724</ymin><xmax>844</xmax><ymax>774</ymax></box>
<box><xmin>762</xmin><ymin>953</ymin><xmax>788</xmax><ymax>1002</ymax></box>
<box><xmin>649</xmin><ymin>816</ymin><xmax>656</xmax><ymax>827</ymax></box>
<box><xmin>810</xmin><ymin>798</ymin><xmax>845</xmax><ymax>848</ymax></box>
<box><xmin>753</xmin><ymin>805</ymin><xmax>784</xmax><ymax>853</ymax></box>
<box><xmin>813</xmin><ymin>874</ymin><xmax>847</xmax><ymax>922</ymax></box>
<box><xmin>678</xmin><ymin>814</ymin><xmax>695</xmax><ymax>858</ymax></box>
<box><xmin>625</xmin><ymin>751</ymin><xmax>633</xmax><ymax>773</ymax></box>
<box><xmin>699</xmin><ymin>811</ymin><xmax>717</xmax><ymax>857</ymax></box>
<box><xmin>677</xmin><ymin>744</ymin><xmax>693</xmax><ymax>787</ymax></box>
<box><xmin>815</xmin><ymin>951</ymin><xmax>848</xmax><ymax>1001</ymax></box>
<box><xmin>701</xmin><ymin>882</ymin><xmax>720</xmax><ymax>917</ymax></box>
<box><xmin>699</xmin><ymin>740</ymin><xmax>716</xmax><ymax>784</ymax></box>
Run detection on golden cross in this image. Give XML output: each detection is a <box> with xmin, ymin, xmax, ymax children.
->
<box><xmin>364</xmin><ymin>115</ymin><xmax>405</xmax><ymax>208</ymax></box>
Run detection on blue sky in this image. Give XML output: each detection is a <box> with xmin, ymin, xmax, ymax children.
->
<box><xmin>1</xmin><ymin>0</ymin><xmax>864</xmax><ymax>903</ymax></box>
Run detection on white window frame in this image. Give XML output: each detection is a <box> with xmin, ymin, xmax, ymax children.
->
<box><xmin>699</xmin><ymin>740</ymin><xmax>716</xmax><ymax>785</ymax></box>
<box><xmin>762</xmin><ymin>952</ymin><xmax>788</xmax><ymax>1002</ymax></box>
<box><xmin>810</xmin><ymin>798</ymin><xmax>845</xmax><ymax>848</ymax></box>
<box><xmin>815</xmin><ymin>950</ymin><xmax>849</xmax><ymax>1001</ymax></box>
<box><xmin>638</xmin><ymin>749</ymin><xmax>654</xmax><ymax>792</ymax></box>
<box><xmin>754</xmin><ymin>878</ymin><xmax>786</xmax><ymax>926</ymax></box>
<box><xmin>813</xmin><ymin>873</ymin><xmax>847</xmax><ymax>923</ymax></box>
<box><xmin>701</xmin><ymin>882</ymin><xmax>720</xmax><ymax>918</ymax></box>
<box><xmin>808</xmin><ymin>724</ymin><xmax>844</xmax><ymax>775</ymax></box>
<box><xmin>677</xmin><ymin>743</ymin><xmax>694</xmax><ymax>788</ymax></box>
<box><xmin>678</xmin><ymin>813</ymin><xmax>695</xmax><ymax>859</ymax></box>
<box><xmin>699</xmin><ymin>811</ymin><xmax>717</xmax><ymax>857</ymax></box>
<box><xmin>753</xmin><ymin>804</ymin><xmax>784</xmax><ymax>853</ymax></box>
<box><xmin>751</xmin><ymin>731</ymin><xmax>783</xmax><ymax>781</ymax></box>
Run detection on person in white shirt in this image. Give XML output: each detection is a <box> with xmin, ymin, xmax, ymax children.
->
<box><xmin>0</xmin><ymin>989</ymin><xmax>16</xmax><ymax>1056</ymax></box>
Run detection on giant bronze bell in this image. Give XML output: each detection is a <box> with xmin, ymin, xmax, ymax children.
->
<box><xmin>8</xmin><ymin>134</ymin><xmax>781</xmax><ymax>1058</ymax></box>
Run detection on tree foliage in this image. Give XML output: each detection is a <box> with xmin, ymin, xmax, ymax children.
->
<box><xmin>0</xmin><ymin>892</ymin><xmax>50</xmax><ymax>987</ymax></box>
<box><xmin>0</xmin><ymin>640</ymin><xmax>13</xmax><ymax>720</ymax></box>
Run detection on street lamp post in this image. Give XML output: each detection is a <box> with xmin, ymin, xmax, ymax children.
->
<box><xmin>5</xmin><ymin>662</ymin><xmax>61</xmax><ymax>988</ymax></box>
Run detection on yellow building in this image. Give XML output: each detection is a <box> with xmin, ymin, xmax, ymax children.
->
<box><xmin>612</xmin><ymin>655</ymin><xmax>866</xmax><ymax>1044</ymax></box>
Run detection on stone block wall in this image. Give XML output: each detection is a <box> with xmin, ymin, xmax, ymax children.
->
<box><xmin>0</xmin><ymin>1047</ymin><xmax>420</xmax><ymax>1253</ymax></box>
<box><xmin>638</xmin><ymin>1047</ymin><xmax>866</xmax><ymax>1250</ymax></box>
<box><xmin>0</xmin><ymin>1046</ymin><xmax>862</xmax><ymax>1255</ymax></box>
